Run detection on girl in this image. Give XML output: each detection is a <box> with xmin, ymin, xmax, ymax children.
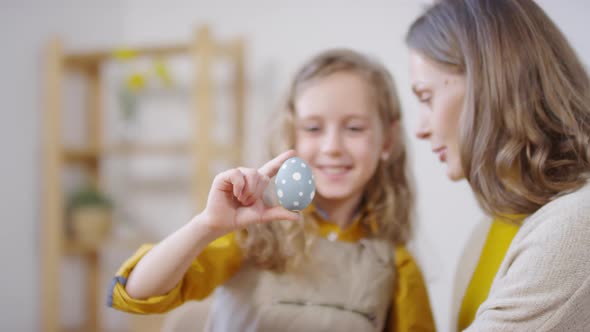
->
<box><xmin>108</xmin><ymin>49</ymin><xmax>435</xmax><ymax>331</ymax></box>
<box><xmin>406</xmin><ymin>0</ymin><xmax>590</xmax><ymax>331</ymax></box>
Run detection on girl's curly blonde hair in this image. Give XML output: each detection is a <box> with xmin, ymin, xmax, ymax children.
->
<box><xmin>237</xmin><ymin>49</ymin><xmax>415</xmax><ymax>271</ymax></box>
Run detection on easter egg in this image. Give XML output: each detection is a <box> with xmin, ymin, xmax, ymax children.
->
<box><xmin>275</xmin><ymin>157</ymin><xmax>315</xmax><ymax>211</ymax></box>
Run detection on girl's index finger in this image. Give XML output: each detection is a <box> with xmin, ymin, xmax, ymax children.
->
<box><xmin>258</xmin><ymin>150</ymin><xmax>296</xmax><ymax>178</ymax></box>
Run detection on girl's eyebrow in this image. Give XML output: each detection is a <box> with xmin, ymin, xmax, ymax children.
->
<box><xmin>295</xmin><ymin>115</ymin><xmax>321</xmax><ymax>121</ymax></box>
<box><xmin>345</xmin><ymin>114</ymin><xmax>370</xmax><ymax>121</ymax></box>
<box><xmin>296</xmin><ymin>113</ymin><xmax>370</xmax><ymax>121</ymax></box>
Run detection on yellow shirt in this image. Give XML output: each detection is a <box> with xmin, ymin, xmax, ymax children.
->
<box><xmin>457</xmin><ymin>217</ymin><xmax>523</xmax><ymax>330</ymax></box>
<box><xmin>109</xmin><ymin>209</ymin><xmax>436</xmax><ymax>332</ymax></box>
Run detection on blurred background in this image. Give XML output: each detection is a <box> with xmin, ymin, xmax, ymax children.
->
<box><xmin>1</xmin><ymin>0</ymin><xmax>589</xmax><ymax>331</ymax></box>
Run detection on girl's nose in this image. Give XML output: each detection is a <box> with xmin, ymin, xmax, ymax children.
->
<box><xmin>321</xmin><ymin>128</ymin><xmax>344</xmax><ymax>155</ymax></box>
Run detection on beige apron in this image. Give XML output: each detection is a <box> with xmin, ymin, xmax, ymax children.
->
<box><xmin>205</xmin><ymin>236</ymin><xmax>396</xmax><ymax>332</ymax></box>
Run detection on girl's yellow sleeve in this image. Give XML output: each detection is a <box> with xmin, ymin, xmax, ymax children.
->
<box><xmin>389</xmin><ymin>246</ymin><xmax>436</xmax><ymax>332</ymax></box>
<box><xmin>107</xmin><ymin>233</ymin><xmax>243</xmax><ymax>314</ymax></box>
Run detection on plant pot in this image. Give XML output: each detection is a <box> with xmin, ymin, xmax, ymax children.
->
<box><xmin>70</xmin><ymin>206</ymin><xmax>112</xmax><ymax>247</ymax></box>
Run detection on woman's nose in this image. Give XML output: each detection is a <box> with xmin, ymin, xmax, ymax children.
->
<box><xmin>415</xmin><ymin>112</ymin><xmax>431</xmax><ymax>140</ymax></box>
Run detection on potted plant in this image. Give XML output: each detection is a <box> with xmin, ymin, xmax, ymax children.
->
<box><xmin>66</xmin><ymin>186</ymin><xmax>113</xmax><ymax>247</ymax></box>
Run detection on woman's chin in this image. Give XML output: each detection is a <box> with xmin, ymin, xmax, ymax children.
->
<box><xmin>446</xmin><ymin>167</ymin><xmax>466</xmax><ymax>182</ymax></box>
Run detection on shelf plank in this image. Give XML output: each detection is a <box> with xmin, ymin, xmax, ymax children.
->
<box><xmin>64</xmin><ymin>44</ymin><xmax>189</xmax><ymax>69</ymax></box>
<box><xmin>63</xmin><ymin>40</ymin><xmax>236</xmax><ymax>70</ymax></box>
<box><xmin>63</xmin><ymin>239</ymin><xmax>101</xmax><ymax>256</ymax></box>
<box><xmin>105</xmin><ymin>143</ymin><xmax>191</xmax><ymax>155</ymax></box>
<box><xmin>63</xmin><ymin>144</ymin><xmax>238</xmax><ymax>161</ymax></box>
<box><xmin>63</xmin><ymin>231</ymin><xmax>153</xmax><ymax>256</ymax></box>
<box><xmin>63</xmin><ymin>148</ymin><xmax>99</xmax><ymax>164</ymax></box>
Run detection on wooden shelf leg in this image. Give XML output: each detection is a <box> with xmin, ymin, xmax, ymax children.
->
<box><xmin>41</xmin><ymin>38</ymin><xmax>64</xmax><ymax>332</ymax></box>
<box><xmin>85</xmin><ymin>251</ymin><xmax>100</xmax><ymax>332</ymax></box>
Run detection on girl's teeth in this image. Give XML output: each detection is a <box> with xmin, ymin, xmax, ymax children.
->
<box><xmin>323</xmin><ymin>167</ymin><xmax>347</xmax><ymax>174</ymax></box>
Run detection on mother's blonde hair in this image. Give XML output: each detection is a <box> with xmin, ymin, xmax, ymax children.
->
<box><xmin>237</xmin><ymin>49</ymin><xmax>414</xmax><ymax>271</ymax></box>
<box><xmin>406</xmin><ymin>0</ymin><xmax>590</xmax><ymax>217</ymax></box>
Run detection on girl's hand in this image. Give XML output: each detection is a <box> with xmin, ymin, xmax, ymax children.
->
<box><xmin>200</xmin><ymin>150</ymin><xmax>300</xmax><ymax>236</ymax></box>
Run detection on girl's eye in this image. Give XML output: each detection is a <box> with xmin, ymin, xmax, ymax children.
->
<box><xmin>347</xmin><ymin>126</ymin><xmax>365</xmax><ymax>132</ymax></box>
<box><xmin>304</xmin><ymin>126</ymin><xmax>320</xmax><ymax>132</ymax></box>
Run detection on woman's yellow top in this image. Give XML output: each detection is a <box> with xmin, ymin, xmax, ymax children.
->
<box><xmin>108</xmin><ymin>207</ymin><xmax>436</xmax><ymax>332</ymax></box>
<box><xmin>457</xmin><ymin>217</ymin><xmax>524</xmax><ymax>330</ymax></box>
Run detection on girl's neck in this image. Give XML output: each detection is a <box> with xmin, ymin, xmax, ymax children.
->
<box><xmin>315</xmin><ymin>193</ymin><xmax>364</xmax><ymax>229</ymax></box>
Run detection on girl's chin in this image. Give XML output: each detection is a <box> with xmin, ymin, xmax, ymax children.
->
<box><xmin>314</xmin><ymin>187</ymin><xmax>360</xmax><ymax>202</ymax></box>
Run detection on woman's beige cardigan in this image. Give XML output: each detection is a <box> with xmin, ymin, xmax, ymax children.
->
<box><xmin>456</xmin><ymin>181</ymin><xmax>590</xmax><ymax>331</ymax></box>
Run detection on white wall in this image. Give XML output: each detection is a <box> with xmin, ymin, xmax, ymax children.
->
<box><xmin>0</xmin><ymin>2</ymin><xmax>127</xmax><ymax>330</ymax></box>
<box><xmin>1</xmin><ymin>1</ymin><xmax>589</xmax><ymax>331</ymax></box>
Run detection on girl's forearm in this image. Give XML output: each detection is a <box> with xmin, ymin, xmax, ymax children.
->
<box><xmin>124</xmin><ymin>213</ymin><xmax>219</xmax><ymax>299</ymax></box>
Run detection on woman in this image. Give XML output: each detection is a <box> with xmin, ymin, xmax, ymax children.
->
<box><xmin>406</xmin><ymin>0</ymin><xmax>590</xmax><ymax>330</ymax></box>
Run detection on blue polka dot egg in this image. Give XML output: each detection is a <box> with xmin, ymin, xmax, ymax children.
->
<box><xmin>275</xmin><ymin>156</ymin><xmax>315</xmax><ymax>211</ymax></box>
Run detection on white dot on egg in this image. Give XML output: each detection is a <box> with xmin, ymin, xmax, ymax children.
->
<box><xmin>294</xmin><ymin>201</ymin><xmax>300</xmax><ymax>207</ymax></box>
<box><xmin>299</xmin><ymin>192</ymin><xmax>303</xmax><ymax>196</ymax></box>
<box><xmin>311</xmin><ymin>191</ymin><xmax>315</xmax><ymax>199</ymax></box>
<box><xmin>301</xmin><ymin>163</ymin><xmax>306</xmax><ymax>168</ymax></box>
<box><xmin>278</xmin><ymin>189</ymin><xmax>284</xmax><ymax>198</ymax></box>
<box><xmin>291</xmin><ymin>159</ymin><xmax>296</xmax><ymax>163</ymax></box>
<box><xmin>282</xmin><ymin>179</ymin><xmax>286</xmax><ymax>184</ymax></box>
<box><xmin>308</xmin><ymin>180</ymin><xmax>312</xmax><ymax>184</ymax></box>
<box><xmin>282</xmin><ymin>164</ymin><xmax>287</xmax><ymax>169</ymax></box>
<box><xmin>292</xmin><ymin>172</ymin><xmax>301</xmax><ymax>181</ymax></box>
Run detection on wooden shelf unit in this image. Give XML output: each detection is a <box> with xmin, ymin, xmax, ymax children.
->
<box><xmin>40</xmin><ymin>26</ymin><xmax>245</xmax><ymax>332</ymax></box>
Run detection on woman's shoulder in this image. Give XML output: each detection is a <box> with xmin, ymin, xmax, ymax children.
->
<box><xmin>519</xmin><ymin>180</ymin><xmax>590</xmax><ymax>238</ymax></box>
<box><xmin>540</xmin><ymin>180</ymin><xmax>590</xmax><ymax>212</ymax></box>
<box><xmin>506</xmin><ymin>181</ymin><xmax>590</xmax><ymax>276</ymax></box>
<box><xmin>477</xmin><ymin>182</ymin><xmax>590</xmax><ymax>330</ymax></box>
